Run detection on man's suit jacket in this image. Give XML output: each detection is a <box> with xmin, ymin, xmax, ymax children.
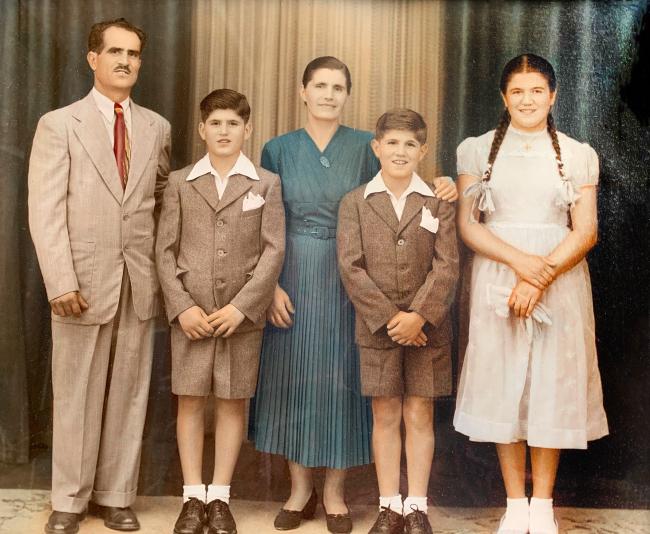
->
<box><xmin>28</xmin><ymin>91</ymin><xmax>171</xmax><ymax>325</ymax></box>
<box><xmin>155</xmin><ymin>163</ymin><xmax>285</xmax><ymax>333</ymax></box>
<box><xmin>337</xmin><ymin>183</ymin><xmax>459</xmax><ymax>349</ymax></box>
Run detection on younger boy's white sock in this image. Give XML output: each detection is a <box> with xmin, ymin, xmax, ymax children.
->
<box><xmin>529</xmin><ymin>497</ymin><xmax>557</xmax><ymax>533</ymax></box>
<box><xmin>498</xmin><ymin>497</ymin><xmax>529</xmax><ymax>532</ymax></box>
<box><xmin>403</xmin><ymin>496</ymin><xmax>427</xmax><ymax>516</ymax></box>
<box><xmin>183</xmin><ymin>484</ymin><xmax>206</xmax><ymax>503</ymax></box>
<box><xmin>207</xmin><ymin>484</ymin><xmax>231</xmax><ymax>505</ymax></box>
<box><xmin>379</xmin><ymin>494</ymin><xmax>403</xmax><ymax>514</ymax></box>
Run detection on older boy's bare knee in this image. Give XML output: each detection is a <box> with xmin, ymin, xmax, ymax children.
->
<box><xmin>178</xmin><ymin>395</ymin><xmax>207</xmax><ymax>416</ymax></box>
<box><xmin>402</xmin><ymin>396</ymin><xmax>433</xmax><ymax>432</ymax></box>
<box><xmin>372</xmin><ymin>396</ymin><xmax>403</xmax><ymax>431</ymax></box>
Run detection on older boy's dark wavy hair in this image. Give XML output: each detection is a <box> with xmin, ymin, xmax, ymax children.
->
<box><xmin>200</xmin><ymin>89</ymin><xmax>251</xmax><ymax>123</ymax></box>
<box><xmin>87</xmin><ymin>18</ymin><xmax>146</xmax><ymax>53</ymax></box>
<box><xmin>375</xmin><ymin>108</ymin><xmax>427</xmax><ymax>145</ymax></box>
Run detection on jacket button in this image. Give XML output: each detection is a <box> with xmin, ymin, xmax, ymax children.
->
<box><xmin>217</xmin><ymin>249</ymin><xmax>226</xmax><ymax>256</ymax></box>
<box><xmin>122</xmin><ymin>213</ymin><xmax>129</xmax><ymax>221</ymax></box>
<box><xmin>397</xmin><ymin>238</ymin><xmax>405</xmax><ymax>246</ymax></box>
<box><xmin>216</xmin><ymin>220</ymin><xmax>224</xmax><ymax>227</ymax></box>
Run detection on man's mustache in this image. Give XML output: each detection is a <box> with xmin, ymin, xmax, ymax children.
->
<box><xmin>114</xmin><ymin>66</ymin><xmax>131</xmax><ymax>74</ymax></box>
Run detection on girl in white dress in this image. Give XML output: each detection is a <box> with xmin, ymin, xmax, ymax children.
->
<box><xmin>453</xmin><ymin>54</ymin><xmax>608</xmax><ymax>534</ymax></box>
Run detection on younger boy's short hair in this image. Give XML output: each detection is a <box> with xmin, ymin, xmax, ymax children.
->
<box><xmin>375</xmin><ymin>108</ymin><xmax>427</xmax><ymax>145</ymax></box>
<box><xmin>200</xmin><ymin>89</ymin><xmax>251</xmax><ymax>123</ymax></box>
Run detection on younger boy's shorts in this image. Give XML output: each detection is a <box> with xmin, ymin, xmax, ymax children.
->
<box><xmin>359</xmin><ymin>343</ymin><xmax>451</xmax><ymax>398</ymax></box>
<box><xmin>171</xmin><ymin>326</ymin><xmax>263</xmax><ymax>398</ymax></box>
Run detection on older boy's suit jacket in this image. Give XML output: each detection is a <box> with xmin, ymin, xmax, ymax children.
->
<box><xmin>337</xmin><ymin>183</ymin><xmax>459</xmax><ymax>349</ymax></box>
<box><xmin>156</xmin><ymin>163</ymin><xmax>285</xmax><ymax>331</ymax></box>
<box><xmin>28</xmin><ymin>91</ymin><xmax>171</xmax><ymax>325</ymax></box>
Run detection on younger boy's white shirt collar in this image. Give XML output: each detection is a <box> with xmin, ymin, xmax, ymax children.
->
<box><xmin>186</xmin><ymin>152</ymin><xmax>260</xmax><ymax>182</ymax></box>
<box><xmin>364</xmin><ymin>171</ymin><xmax>434</xmax><ymax>220</ymax></box>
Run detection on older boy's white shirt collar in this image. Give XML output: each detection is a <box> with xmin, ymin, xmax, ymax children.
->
<box><xmin>363</xmin><ymin>171</ymin><xmax>434</xmax><ymax>199</ymax></box>
<box><xmin>186</xmin><ymin>152</ymin><xmax>260</xmax><ymax>182</ymax></box>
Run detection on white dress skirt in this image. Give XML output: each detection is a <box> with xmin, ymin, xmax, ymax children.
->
<box><xmin>453</xmin><ymin>125</ymin><xmax>609</xmax><ymax>449</ymax></box>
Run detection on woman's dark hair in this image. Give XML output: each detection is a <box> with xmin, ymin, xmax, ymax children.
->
<box><xmin>302</xmin><ymin>56</ymin><xmax>352</xmax><ymax>94</ymax></box>
<box><xmin>484</xmin><ymin>54</ymin><xmax>564</xmax><ymax>182</ymax></box>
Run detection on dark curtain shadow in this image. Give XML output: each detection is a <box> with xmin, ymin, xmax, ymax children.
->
<box><xmin>0</xmin><ymin>0</ymin><xmax>192</xmax><ymax>469</ymax></box>
<box><xmin>437</xmin><ymin>0</ymin><xmax>650</xmax><ymax>507</ymax></box>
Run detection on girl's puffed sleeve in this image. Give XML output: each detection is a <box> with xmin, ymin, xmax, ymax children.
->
<box><xmin>572</xmin><ymin>143</ymin><xmax>600</xmax><ymax>187</ymax></box>
<box><xmin>456</xmin><ymin>136</ymin><xmax>483</xmax><ymax>178</ymax></box>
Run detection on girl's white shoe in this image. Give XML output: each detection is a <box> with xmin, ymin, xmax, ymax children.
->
<box><xmin>529</xmin><ymin>497</ymin><xmax>558</xmax><ymax>534</ymax></box>
<box><xmin>496</xmin><ymin>498</ymin><xmax>529</xmax><ymax>534</ymax></box>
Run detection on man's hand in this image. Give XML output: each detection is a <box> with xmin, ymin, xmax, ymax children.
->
<box><xmin>387</xmin><ymin>311</ymin><xmax>428</xmax><ymax>346</ymax></box>
<box><xmin>207</xmin><ymin>304</ymin><xmax>246</xmax><ymax>338</ymax></box>
<box><xmin>432</xmin><ymin>176</ymin><xmax>458</xmax><ymax>202</ymax></box>
<box><xmin>178</xmin><ymin>306</ymin><xmax>214</xmax><ymax>340</ymax></box>
<box><xmin>266</xmin><ymin>284</ymin><xmax>295</xmax><ymax>328</ymax></box>
<box><xmin>49</xmin><ymin>291</ymin><xmax>89</xmax><ymax>317</ymax></box>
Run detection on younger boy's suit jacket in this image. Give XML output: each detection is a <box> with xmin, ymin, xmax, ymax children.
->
<box><xmin>156</xmin><ymin>161</ymin><xmax>285</xmax><ymax>332</ymax></box>
<box><xmin>337</xmin><ymin>179</ymin><xmax>459</xmax><ymax>349</ymax></box>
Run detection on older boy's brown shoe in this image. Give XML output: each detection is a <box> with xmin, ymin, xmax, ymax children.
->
<box><xmin>174</xmin><ymin>498</ymin><xmax>206</xmax><ymax>534</ymax></box>
<box><xmin>404</xmin><ymin>508</ymin><xmax>433</xmax><ymax>534</ymax></box>
<box><xmin>368</xmin><ymin>507</ymin><xmax>404</xmax><ymax>534</ymax></box>
<box><xmin>206</xmin><ymin>499</ymin><xmax>237</xmax><ymax>534</ymax></box>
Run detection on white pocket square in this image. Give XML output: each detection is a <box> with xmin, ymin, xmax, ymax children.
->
<box><xmin>242</xmin><ymin>191</ymin><xmax>265</xmax><ymax>211</ymax></box>
<box><xmin>419</xmin><ymin>206</ymin><xmax>439</xmax><ymax>233</ymax></box>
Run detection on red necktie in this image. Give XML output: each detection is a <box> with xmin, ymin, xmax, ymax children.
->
<box><xmin>113</xmin><ymin>103</ymin><xmax>130</xmax><ymax>189</ymax></box>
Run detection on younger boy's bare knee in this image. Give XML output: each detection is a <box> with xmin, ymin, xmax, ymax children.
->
<box><xmin>178</xmin><ymin>394</ymin><xmax>208</xmax><ymax>415</ymax></box>
<box><xmin>372</xmin><ymin>396</ymin><xmax>402</xmax><ymax>430</ymax></box>
<box><xmin>402</xmin><ymin>396</ymin><xmax>433</xmax><ymax>431</ymax></box>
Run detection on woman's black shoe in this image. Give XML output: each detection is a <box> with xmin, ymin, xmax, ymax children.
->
<box><xmin>325</xmin><ymin>509</ymin><xmax>353</xmax><ymax>533</ymax></box>
<box><xmin>273</xmin><ymin>489</ymin><xmax>318</xmax><ymax>530</ymax></box>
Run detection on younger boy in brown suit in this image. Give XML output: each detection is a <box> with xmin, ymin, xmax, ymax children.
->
<box><xmin>337</xmin><ymin>109</ymin><xmax>459</xmax><ymax>534</ymax></box>
<box><xmin>156</xmin><ymin>89</ymin><xmax>285</xmax><ymax>534</ymax></box>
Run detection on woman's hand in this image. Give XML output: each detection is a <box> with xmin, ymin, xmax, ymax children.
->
<box><xmin>508</xmin><ymin>280</ymin><xmax>544</xmax><ymax>318</ymax></box>
<box><xmin>266</xmin><ymin>284</ymin><xmax>295</xmax><ymax>328</ymax></box>
<box><xmin>432</xmin><ymin>176</ymin><xmax>459</xmax><ymax>202</ymax></box>
<box><xmin>509</xmin><ymin>252</ymin><xmax>556</xmax><ymax>290</ymax></box>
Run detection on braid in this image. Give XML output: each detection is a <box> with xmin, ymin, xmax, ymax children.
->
<box><xmin>483</xmin><ymin>109</ymin><xmax>511</xmax><ymax>182</ymax></box>
<box><xmin>546</xmin><ymin>112</ymin><xmax>565</xmax><ymax>179</ymax></box>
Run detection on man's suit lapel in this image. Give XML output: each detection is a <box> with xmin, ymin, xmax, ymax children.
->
<box><xmin>123</xmin><ymin>102</ymin><xmax>156</xmax><ymax>203</ymax></box>
<box><xmin>397</xmin><ymin>194</ymin><xmax>427</xmax><ymax>234</ymax></box>
<box><xmin>215</xmin><ymin>175</ymin><xmax>253</xmax><ymax>214</ymax></box>
<box><xmin>72</xmin><ymin>94</ymin><xmax>123</xmax><ymax>204</ymax></box>
<box><xmin>366</xmin><ymin>193</ymin><xmax>399</xmax><ymax>234</ymax></box>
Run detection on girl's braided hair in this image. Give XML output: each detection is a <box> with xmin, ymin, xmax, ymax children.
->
<box><xmin>483</xmin><ymin>54</ymin><xmax>564</xmax><ymax>182</ymax></box>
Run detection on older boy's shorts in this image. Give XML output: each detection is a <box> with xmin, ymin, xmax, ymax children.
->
<box><xmin>171</xmin><ymin>326</ymin><xmax>263</xmax><ymax>398</ymax></box>
<box><xmin>359</xmin><ymin>343</ymin><xmax>451</xmax><ymax>398</ymax></box>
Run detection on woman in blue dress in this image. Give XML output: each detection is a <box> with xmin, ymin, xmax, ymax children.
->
<box><xmin>251</xmin><ymin>56</ymin><xmax>457</xmax><ymax>533</ymax></box>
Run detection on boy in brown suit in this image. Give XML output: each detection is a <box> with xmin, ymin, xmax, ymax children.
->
<box><xmin>337</xmin><ymin>109</ymin><xmax>458</xmax><ymax>534</ymax></box>
<box><xmin>156</xmin><ymin>89</ymin><xmax>285</xmax><ymax>534</ymax></box>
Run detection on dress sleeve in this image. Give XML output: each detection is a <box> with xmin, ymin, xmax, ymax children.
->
<box><xmin>456</xmin><ymin>136</ymin><xmax>483</xmax><ymax>178</ymax></box>
<box><xmin>572</xmin><ymin>143</ymin><xmax>599</xmax><ymax>187</ymax></box>
<box><xmin>261</xmin><ymin>141</ymin><xmax>279</xmax><ymax>174</ymax></box>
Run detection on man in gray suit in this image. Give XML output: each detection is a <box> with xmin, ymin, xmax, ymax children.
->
<box><xmin>28</xmin><ymin>18</ymin><xmax>170</xmax><ymax>534</ymax></box>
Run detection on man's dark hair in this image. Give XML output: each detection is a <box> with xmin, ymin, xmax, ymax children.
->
<box><xmin>88</xmin><ymin>18</ymin><xmax>146</xmax><ymax>54</ymax></box>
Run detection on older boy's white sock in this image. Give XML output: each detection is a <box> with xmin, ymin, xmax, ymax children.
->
<box><xmin>403</xmin><ymin>496</ymin><xmax>427</xmax><ymax>516</ymax></box>
<box><xmin>183</xmin><ymin>484</ymin><xmax>206</xmax><ymax>503</ymax></box>
<box><xmin>498</xmin><ymin>497</ymin><xmax>529</xmax><ymax>532</ymax></box>
<box><xmin>207</xmin><ymin>484</ymin><xmax>231</xmax><ymax>505</ymax></box>
<box><xmin>379</xmin><ymin>494</ymin><xmax>403</xmax><ymax>514</ymax></box>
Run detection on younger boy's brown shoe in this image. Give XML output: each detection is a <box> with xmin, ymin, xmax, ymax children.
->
<box><xmin>173</xmin><ymin>498</ymin><xmax>206</xmax><ymax>534</ymax></box>
<box><xmin>404</xmin><ymin>508</ymin><xmax>433</xmax><ymax>534</ymax></box>
<box><xmin>368</xmin><ymin>507</ymin><xmax>404</xmax><ymax>534</ymax></box>
<box><xmin>206</xmin><ymin>499</ymin><xmax>237</xmax><ymax>534</ymax></box>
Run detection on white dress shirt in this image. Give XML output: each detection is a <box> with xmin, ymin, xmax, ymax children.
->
<box><xmin>186</xmin><ymin>152</ymin><xmax>260</xmax><ymax>199</ymax></box>
<box><xmin>363</xmin><ymin>171</ymin><xmax>435</xmax><ymax>220</ymax></box>
<box><xmin>91</xmin><ymin>86</ymin><xmax>132</xmax><ymax>146</ymax></box>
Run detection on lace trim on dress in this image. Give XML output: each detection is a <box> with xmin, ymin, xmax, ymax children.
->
<box><xmin>486</xmin><ymin>284</ymin><xmax>553</xmax><ymax>344</ymax></box>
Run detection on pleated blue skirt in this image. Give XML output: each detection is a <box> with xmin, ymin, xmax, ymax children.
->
<box><xmin>251</xmin><ymin>233</ymin><xmax>372</xmax><ymax>469</ymax></box>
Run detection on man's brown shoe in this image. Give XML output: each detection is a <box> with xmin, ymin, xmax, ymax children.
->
<box><xmin>89</xmin><ymin>503</ymin><xmax>140</xmax><ymax>531</ymax></box>
<box><xmin>44</xmin><ymin>510</ymin><xmax>85</xmax><ymax>534</ymax></box>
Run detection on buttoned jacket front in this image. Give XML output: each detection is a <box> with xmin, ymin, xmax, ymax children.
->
<box><xmin>156</xmin><ymin>163</ymin><xmax>285</xmax><ymax>331</ymax></box>
<box><xmin>337</xmin><ymin>182</ymin><xmax>459</xmax><ymax>349</ymax></box>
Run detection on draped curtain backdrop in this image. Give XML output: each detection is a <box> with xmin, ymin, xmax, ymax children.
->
<box><xmin>190</xmin><ymin>0</ymin><xmax>445</xmax><ymax>178</ymax></box>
